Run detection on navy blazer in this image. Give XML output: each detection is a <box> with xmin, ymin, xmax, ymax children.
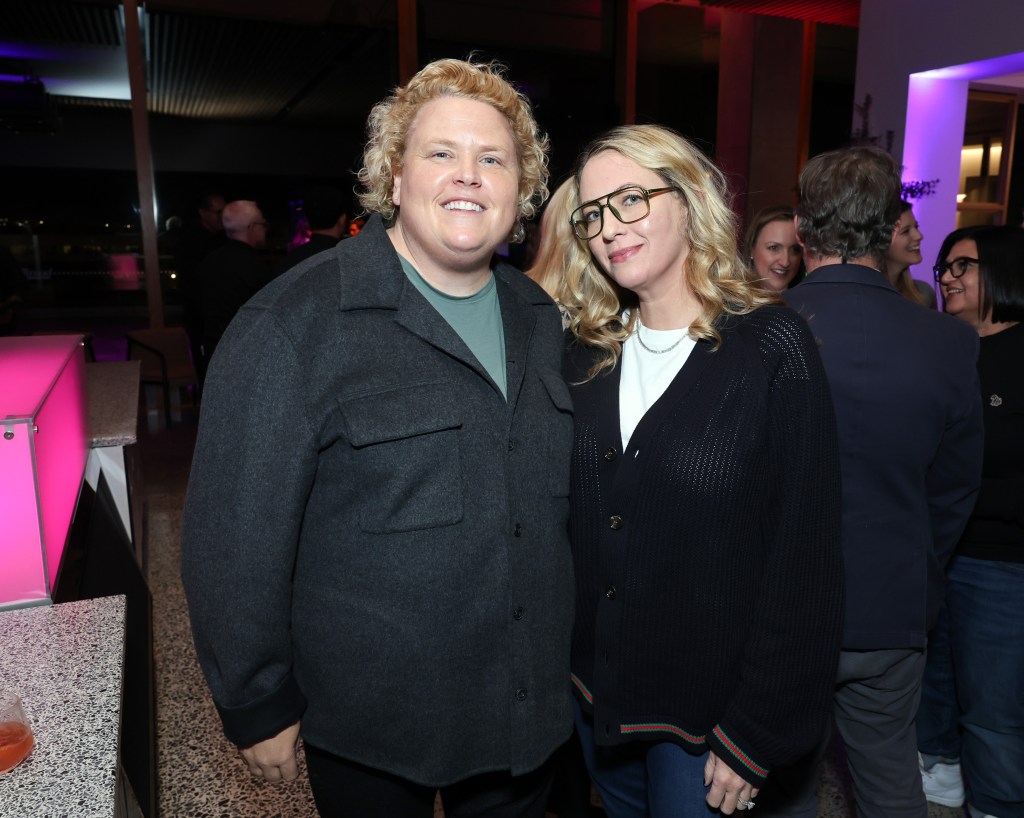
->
<box><xmin>786</xmin><ymin>264</ymin><xmax>984</xmax><ymax>650</ymax></box>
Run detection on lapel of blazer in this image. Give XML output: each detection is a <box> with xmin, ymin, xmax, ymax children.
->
<box><xmin>337</xmin><ymin>217</ymin><xmax>531</xmax><ymax>399</ymax></box>
<box><xmin>392</xmin><ymin>282</ymin><xmax>493</xmax><ymax>387</ymax></box>
<box><xmin>495</xmin><ymin>264</ymin><xmax>538</xmax><ymax>408</ymax></box>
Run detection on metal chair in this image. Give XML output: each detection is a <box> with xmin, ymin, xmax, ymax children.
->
<box><xmin>126</xmin><ymin>327</ymin><xmax>199</xmax><ymax>423</ymax></box>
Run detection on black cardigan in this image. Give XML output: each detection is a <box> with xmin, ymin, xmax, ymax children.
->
<box><xmin>565</xmin><ymin>305</ymin><xmax>844</xmax><ymax>787</ymax></box>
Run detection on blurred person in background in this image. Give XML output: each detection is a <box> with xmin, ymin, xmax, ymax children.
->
<box><xmin>174</xmin><ymin>192</ymin><xmax>226</xmax><ymax>369</ymax></box>
<box><xmin>197</xmin><ymin>199</ymin><xmax>274</xmax><ymax>371</ymax></box>
<box><xmin>277</xmin><ymin>186</ymin><xmax>350</xmax><ymax>275</ymax></box>
<box><xmin>883</xmin><ymin>201</ymin><xmax>936</xmax><ymax>308</ymax></box>
<box><xmin>765</xmin><ymin>147</ymin><xmax>984</xmax><ymax>818</ymax></box>
<box><xmin>743</xmin><ymin>205</ymin><xmax>803</xmax><ymax>292</ymax></box>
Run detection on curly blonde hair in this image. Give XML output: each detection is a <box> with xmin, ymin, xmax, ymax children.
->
<box><xmin>357</xmin><ymin>58</ymin><xmax>549</xmax><ymax>241</ymax></box>
<box><xmin>554</xmin><ymin>124</ymin><xmax>779</xmax><ymax>378</ymax></box>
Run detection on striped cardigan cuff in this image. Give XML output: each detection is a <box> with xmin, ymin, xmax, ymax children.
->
<box><xmin>708</xmin><ymin>724</ymin><xmax>769</xmax><ymax>785</ymax></box>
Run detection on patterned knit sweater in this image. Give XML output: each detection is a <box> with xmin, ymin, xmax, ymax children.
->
<box><xmin>565</xmin><ymin>305</ymin><xmax>844</xmax><ymax>787</ymax></box>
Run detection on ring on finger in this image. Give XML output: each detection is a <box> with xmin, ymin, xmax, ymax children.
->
<box><xmin>738</xmin><ymin>798</ymin><xmax>755</xmax><ymax>809</ymax></box>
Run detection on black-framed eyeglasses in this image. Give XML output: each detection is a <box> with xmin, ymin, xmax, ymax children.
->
<box><xmin>933</xmin><ymin>256</ymin><xmax>977</xmax><ymax>281</ymax></box>
<box><xmin>569</xmin><ymin>186</ymin><xmax>680</xmax><ymax>240</ymax></box>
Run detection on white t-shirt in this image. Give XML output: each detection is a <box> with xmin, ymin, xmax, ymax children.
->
<box><xmin>619</xmin><ymin>310</ymin><xmax>696</xmax><ymax>450</ymax></box>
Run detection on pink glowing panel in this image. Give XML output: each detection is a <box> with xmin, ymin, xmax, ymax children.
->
<box><xmin>0</xmin><ymin>335</ymin><xmax>88</xmax><ymax>609</ymax></box>
<box><xmin>0</xmin><ymin>424</ymin><xmax>44</xmax><ymax>604</ymax></box>
<box><xmin>913</xmin><ymin>51</ymin><xmax>1024</xmax><ymax>82</ymax></box>
<box><xmin>903</xmin><ymin>74</ymin><xmax>968</xmax><ymax>285</ymax></box>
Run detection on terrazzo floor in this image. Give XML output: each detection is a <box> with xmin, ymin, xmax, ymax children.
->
<box><xmin>139</xmin><ymin>416</ymin><xmax>968</xmax><ymax>818</ymax></box>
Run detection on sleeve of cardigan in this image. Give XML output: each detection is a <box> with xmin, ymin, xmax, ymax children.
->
<box><xmin>706</xmin><ymin>309</ymin><xmax>845</xmax><ymax>786</ymax></box>
<box><xmin>180</xmin><ymin>307</ymin><xmax>317</xmax><ymax>747</ymax></box>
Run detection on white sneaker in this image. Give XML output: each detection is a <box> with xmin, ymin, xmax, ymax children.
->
<box><xmin>920</xmin><ymin>753</ymin><xmax>965</xmax><ymax>808</ymax></box>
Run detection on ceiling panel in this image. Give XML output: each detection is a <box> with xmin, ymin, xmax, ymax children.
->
<box><xmin>4</xmin><ymin>1</ymin><xmax>122</xmax><ymax>48</ymax></box>
<box><xmin>147</xmin><ymin>13</ymin><xmax>346</xmax><ymax>120</ymax></box>
<box><xmin>2</xmin><ymin>0</ymin><xmax>860</xmax><ymax>134</ymax></box>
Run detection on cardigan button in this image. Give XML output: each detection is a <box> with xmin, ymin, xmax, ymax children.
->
<box><xmin>512</xmin><ymin>606</ymin><xmax>525</xmax><ymax>621</ymax></box>
<box><xmin>513</xmin><ymin>523</ymin><xmax>523</xmax><ymax>537</ymax></box>
<box><xmin>605</xmin><ymin>585</ymin><xmax>617</xmax><ymax>600</ymax></box>
<box><xmin>515</xmin><ymin>688</ymin><xmax>528</xmax><ymax>701</ymax></box>
<box><xmin>604</xmin><ymin>447</ymin><xmax>617</xmax><ymax>461</ymax></box>
<box><xmin>609</xmin><ymin>515</ymin><xmax>623</xmax><ymax>530</ymax></box>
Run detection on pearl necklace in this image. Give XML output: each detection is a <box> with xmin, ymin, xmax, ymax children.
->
<box><xmin>635</xmin><ymin>314</ymin><xmax>687</xmax><ymax>354</ymax></box>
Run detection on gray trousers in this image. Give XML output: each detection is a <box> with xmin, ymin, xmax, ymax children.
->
<box><xmin>757</xmin><ymin>648</ymin><xmax>928</xmax><ymax>818</ymax></box>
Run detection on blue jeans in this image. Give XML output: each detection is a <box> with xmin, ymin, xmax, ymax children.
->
<box><xmin>918</xmin><ymin>555</ymin><xmax>1024</xmax><ymax>818</ymax></box>
<box><xmin>573</xmin><ymin>698</ymin><xmax>713</xmax><ymax>818</ymax></box>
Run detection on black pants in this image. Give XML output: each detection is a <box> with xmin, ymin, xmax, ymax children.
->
<box><xmin>305</xmin><ymin>744</ymin><xmax>554</xmax><ymax>818</ymax></box>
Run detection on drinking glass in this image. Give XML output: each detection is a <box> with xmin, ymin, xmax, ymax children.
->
<box><xmin>0</xmin><ymin>691</ymin><xmax>35</xmax><ymax>774</ymax></box>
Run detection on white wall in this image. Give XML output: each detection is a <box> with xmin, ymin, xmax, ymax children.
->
<box><xmin>855</xmin><ymin>0</ymin><xmax>1024</xmax><ymax>283</ymax></box>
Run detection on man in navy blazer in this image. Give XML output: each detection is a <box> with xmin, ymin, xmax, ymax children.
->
<box><xmin>766</xmin><ymin>147</ymin><xmax>983</xmax><ymax>818</ymax></box>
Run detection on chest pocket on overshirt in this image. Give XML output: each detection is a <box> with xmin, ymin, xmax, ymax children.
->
<box><xmin>340</xmin><ymin>382</ymin><xmax>463</xmax><ymax>533</ymax></box>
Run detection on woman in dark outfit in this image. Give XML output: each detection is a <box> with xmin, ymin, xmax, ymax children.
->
<box><xmin>918</xmin><ymin>225</ymin><xmax>1024</xmax><ymax>818</ymax></box>
<box><xmin>554</xmin><ymin>125</ymin><xmax>844</xmax><ymax>817</ymax></box>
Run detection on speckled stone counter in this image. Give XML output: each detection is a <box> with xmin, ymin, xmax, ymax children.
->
<box><xmin>87</xmin><ymin>362</ymin><xmax>140</xmax><ymax>448</ymax></box>
<box><xmin>0</xmin><ymin>595</ymin><xmax>126</xmax><ymax>818</ymax></box>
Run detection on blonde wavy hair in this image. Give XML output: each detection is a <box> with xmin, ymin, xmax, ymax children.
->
<box><xmin>357</xmin><ymin>58</ymin><xmax>549</xmax><ymax>242</ymax></box>
<box><xmin>525</xmin><ymin>178</ymin><xmax>575</xmax><ymax>298</ymax></box>
<box><xmin>555</xmin><ymin>124</ymin><xmax>779</xmax><ymax>378</ymax></box>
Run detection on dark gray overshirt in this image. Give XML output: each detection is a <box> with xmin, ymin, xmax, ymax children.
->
<box><xmin>181</xmin><ymin>215</ymin><xmax>575</xmax><ymax>786</ymax></box>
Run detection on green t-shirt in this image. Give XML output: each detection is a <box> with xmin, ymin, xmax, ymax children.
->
<box><xmin>399</xmin><ymin>256</ymin><xmax>507</xmax><ymax>399</ymax></box>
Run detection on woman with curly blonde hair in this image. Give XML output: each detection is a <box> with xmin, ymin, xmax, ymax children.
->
<box><xmin>561</xmin><ymin>125</ymin><xmax>844</xmax><ymax>816</ymax></box>
<box><xmin>182</xmin><ymin>57</ymin><xmax>575</xmax><ymax>818</ymax></box>
<box><xmin>358</xmin><ymin>57</ymin><xmax>549</xmax><ymax>242</ymax></box>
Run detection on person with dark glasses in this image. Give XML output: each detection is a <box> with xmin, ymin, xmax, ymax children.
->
<box><xmin>919</xmin><ymin>224</ymin><xmax>1024</xmax><ymax>818</ymax></box>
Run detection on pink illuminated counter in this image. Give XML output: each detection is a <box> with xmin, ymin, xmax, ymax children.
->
<box><xmin>0</xmin><ymin>335</ymin><xmax>89</xmax><ymax>610</ymax></box>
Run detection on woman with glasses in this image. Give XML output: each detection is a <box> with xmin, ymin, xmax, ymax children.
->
<box><xmin>883</xmin><ymin>200</ymin><xmax>936</xmax><ymax>307</ymax></box>
<box><xmin>918</xmin><ymin>225</ymin><xmax>1024</xmax><ymax>818</ymax></box>
<box><xmin>553</xmin><ymin>125</ymin><xmax>844</xmax><ymax>817</ymax></box>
